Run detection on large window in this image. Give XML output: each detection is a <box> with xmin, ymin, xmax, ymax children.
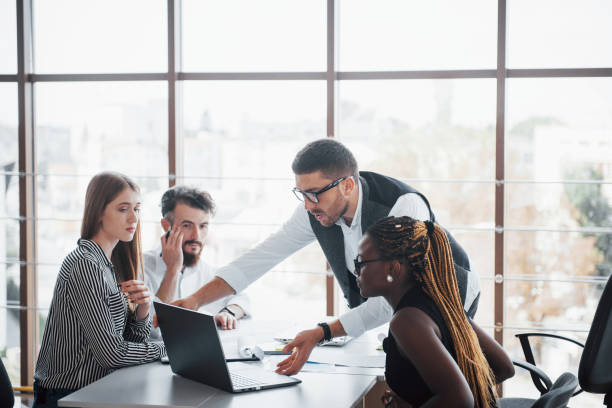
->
<box><xmin>33</xmin><ymin>0</ymin><xmax>167</xmax><ymax>73</ymax></box>
<box><xmin>34</xmin><ymin>82</ymin><xmax>169</xmax><ymax>332</ymax></box>
<box><xmin>2</xmin><ymin>3</ymin><xmax>611</xmax><ymax>406</ymax></box>
<box><xmin>502</xmin><ymin>77</ymin><xmax>612</xmax><ymax>403</ymax></box>
<box><xmin>0</xmin><ymin>82</ymin><xmax>19</xmax><ymax>385</ymax></box>
<box><xmin>0</xmin><ymin>0</ymin><xmax>17</xmax><ymax>74</ymax></box>
<box><xmin>180</xmin><ymin>80</ymin><xmax>327</xmax><ymax>317</ymax></box>
<box><xmin>339</xmin><ymin>0</ymin><xmax>497</xmax><ymax>70</ymax></box>
<box><xmin>337</xmin><ymin>78</ymin><xmax>497</xmax><ymax>324</ymax></box>
<box><xmin>507</xmin><ymin>0</ymin><xmax>612</xmax><ymax>68</ymax></box>
<box><xmin>182</xmin><ymin>0</ymin><xmax>326</xmax><ymax>72</ymax></box>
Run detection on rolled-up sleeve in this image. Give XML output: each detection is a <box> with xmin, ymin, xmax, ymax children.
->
<box><xmin>339</xmin><ymin>296</ymin><xmax>394</xmax><ymax>338</ymax></box>
<box><xmin>224</xmin><ymin>291</ymin><xmax>251</xmax><ymax>316</ymax></box>
<box><xmin>216</xmin><ymin>205</ymin><xmax>316</xmax><ymax>293</ymax></box>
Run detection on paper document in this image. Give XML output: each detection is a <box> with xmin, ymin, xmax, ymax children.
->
<box><xmin>333</xmin><ymin>355</ymin><xmax>385</xmax><ymax>368</ymax></box>
<box><xmin>301</xmin><ymin>362</ymin><xmax>384</xmax><ymax>375</ymax></box>
<box><xmin>306</xmin><ymin>352</ymin><xmax>385</xmax><ymax>368</ymax></box>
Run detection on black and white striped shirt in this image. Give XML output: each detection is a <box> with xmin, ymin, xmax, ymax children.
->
<box><xmin>34</xmin><ymin>239</ymin><xmax>165</xmax><ymax>390</ymax></box>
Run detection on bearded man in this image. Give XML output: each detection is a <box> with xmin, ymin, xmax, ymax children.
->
<box><xmin>145</xmin><ymin>186</ymin><xmax>249</xmax><ymax>340</ymax></box>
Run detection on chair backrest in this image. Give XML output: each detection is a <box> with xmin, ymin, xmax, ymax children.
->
<box><xmin>531</xmin><ymin>372</ymin><xmax>578</xmax><ymax>408</ymax></box>
<box><xmin>579</xmin><ymin>274</ymin><xmax>612</xmax><ymax>396</ymax></box>
<box><xmin>0</xmin><ymin>357</ymin><xmax>15</xmax><ymax>408</ymax></box>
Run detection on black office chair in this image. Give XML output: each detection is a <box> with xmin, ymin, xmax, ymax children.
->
<box><xmin>499</xmin><ymin>360</ymin><xmax>577</xmax><ymax>408</ymax></box>
<box><xmin>513</xmin><ymin>274</ymin><xmax>612</xmax><ymax>406</ymax></box>
<box><xmin>0</xmin><ymin>357</ymin><xmax>15</xmax><ymax>408</ymax></box>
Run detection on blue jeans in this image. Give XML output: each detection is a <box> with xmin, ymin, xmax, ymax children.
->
<box><xmin>32</xmin><ymin>381</ymin><xmax>75</xmax><ymax>408</ymax></box>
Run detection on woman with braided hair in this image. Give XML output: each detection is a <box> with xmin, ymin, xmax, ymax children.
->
<box><xmin>355</xmin><ymin>216</ymin><xmax>514</xmax><ymax>407</ymax></box>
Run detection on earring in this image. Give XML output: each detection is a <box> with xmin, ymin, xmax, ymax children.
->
<box><xmin>386</xmin><ymin>275</ymin><xmax>393</xmax><ymax>283</ymax></box>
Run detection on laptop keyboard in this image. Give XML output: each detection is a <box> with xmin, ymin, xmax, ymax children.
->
<box><xmin>230</xmin><ymin>372</ymin><xmax>265</xmax><ymax>388</ymax></box>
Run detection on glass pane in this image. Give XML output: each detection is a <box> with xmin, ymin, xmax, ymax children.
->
<box><xmin>505</xmin><ymin>230</ymin><xmax>612</xmax><ymax>279</ymax></box>
<box><xmin>507</xmin><ymin>78</ymin><xmax>612</xmax><ymax>181</ymax></box>
<box><xmin>33</xmin><ymin>0</ymin><xmax>167</xmax><ymax>73</ymax></box>
<box><xmin>37</xmin><ymin>204</ymin><xmax>165</xmax><ymax>266</ymax></box>
<box><xmin>35</xmin><ymin>82</ymin><xmax>168</xmax><ymax>177</ymax></box>
<box><xmin>506</xmin><ymin>182</ymin><xmax>612</xmax><ymax>229</ymax></box>
<box><xmin>174</xmin><ymin>177</ymin><xmax>327</xmax><ymax>319</ymax></box>
<box><xmin>1</xmin><ymin>218</ymin><xmax>19</xmax><ymax>384</ymax></box>
<box><xmin>245</xmin><ymin>271</ymin><xmax>326</xmax><ymax>321</ymax></box>
<box><xmin>0</xmin><ymin>0</ymin><xmax>17</xmax><ymax>73</ymax></box>
<box><xmin>339</xmin><ymin>0</ymin><xmax>497</xmax><ymax>70</ymax></box>
<box><xmin>508</xmin><ymin>0</ymin><xmax>612</xmax><ymax>69</ymax></box>
<box><xmin>181</xmin><ymin>80</ymin><xmax>326</xmax><ymax>319</ymax></box>
<box><xmin>0</xmin><ymin>83</ymin><xmax>19</xmax><ymax>220</ymax></box>
<box><xmin>0</xmin><ymin>305</ymin><xmax>20</xmax><ymax>384</ymax></box>
<box><xmin>182</xmin><ymin>0</ymin><xmax>326</xmax><ymax>72</ymax></box>
<box><xmin>0</xmin><ymin>218</ymin><xmax>19</xmax><ymax>266</ymax></box>
<box><xmin>473</xmin><ymin>277</ymin><xmax>494</xmax><ymax>327</ymax></box>
<box><xmin>451</xmin><ymin>229</ymin><xmax>494</xmax><ymax>279</ymax></box>
<box><xmin>36</xmin><ymin>175</ymin><xmax>167</xmax><ymax>224</ymax></box>
<box><xmin>338</xmin><ymin>79</ymin><xmax>497</xmax><ymax>180</ymax></box>
<box><xmin>501</xmin><ymin>329</ymin><xmax>607</xmax><ymax>407</ymax></box>
<box><xmin>505</xmin><ymin>280</ymin><xmax>602</xmax><ymax>328</ymax></box>
<box><xmin>182</xmin><ymin>81</ymin><xmax>325</xmax><ymax>179</ymax></box>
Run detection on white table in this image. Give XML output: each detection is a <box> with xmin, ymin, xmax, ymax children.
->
<box><xmin>58</xmin><ymin>319</ymin><xmax>387</xmax><ymax>408</ymax></box>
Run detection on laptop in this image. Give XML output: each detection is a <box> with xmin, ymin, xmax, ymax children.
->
<box><xmin>154</xmin><ymin>301</ymin><xmax>301</xmax><ymax>393</ymax></box>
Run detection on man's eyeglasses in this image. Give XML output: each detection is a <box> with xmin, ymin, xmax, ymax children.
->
<box><xmin>292</xmin><ymin>176</ymin><xmax>348</xmax><ymax>204</ymax></box>
<box><xmin>352</xmin><ymin>255</ymin><xmax>392</xmax><ymax>277</ymax></box>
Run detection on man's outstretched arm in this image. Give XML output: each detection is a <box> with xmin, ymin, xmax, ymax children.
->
<box><xmin>174</xmin><ymin>205</ymin><xmax>316</xmax><ymax>309</ymax></box>
<box><xmin>172</xmin><ymin>276</ymin><xmax>235</xmax><ymax>310</ymax></box>
<box><xmin>275</xmin><ymin>297</ymin><xmax>393</xmax><ymax>375</ymax></box>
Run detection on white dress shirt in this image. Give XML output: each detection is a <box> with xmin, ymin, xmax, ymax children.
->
<box><xmin>144</xmin><ymin>248</ymin><xmax>251</xmax><ymax>340</ymax></box>
<box><xmin>216</xmin><ymin>180</ymin><xmax>480</xmax><ymax>338</ymax></box>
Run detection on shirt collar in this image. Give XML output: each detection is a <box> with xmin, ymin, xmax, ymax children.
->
<box><xmin>78</xmin><ymin>238</ymin><xmax>113</xmax><ymax>267</ymax></box>
<box><xmin>335</xmin><ymin>178</ymin><xmax>363</xmax><ymax>229</ymax></box>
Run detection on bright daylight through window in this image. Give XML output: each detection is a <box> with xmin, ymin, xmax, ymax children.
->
<box><xmin>0</xmin><ymin>2</ymin><xmax>611</xmax><ymax>407</ymax></box>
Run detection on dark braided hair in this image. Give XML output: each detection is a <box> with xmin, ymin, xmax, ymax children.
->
<box><xmin>368</xmin><ymin>216</ymin><xmax>495</xmax><ymax>408</ymax></box>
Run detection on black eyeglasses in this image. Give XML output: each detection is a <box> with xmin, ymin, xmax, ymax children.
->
<box><xmin>292</xmin><ymin>176</ymin><xmax>348</xmax><ymax>204</ymax></box>
<box><xmin>352</xmin><ymin>255</ymin><xmax>392</xmax><ymax>277</ymax></box>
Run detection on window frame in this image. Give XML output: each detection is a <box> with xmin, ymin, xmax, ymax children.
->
<box><xmin>2</xmin><ymin>0</ymin><xmax>611</xmax><ymax>389</ymax></box>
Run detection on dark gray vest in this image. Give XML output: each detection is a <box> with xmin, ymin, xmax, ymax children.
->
<box><xmin>309</xmin><ymin>171</ymin><xmax>471</xmax><ymax>309</ymax></box>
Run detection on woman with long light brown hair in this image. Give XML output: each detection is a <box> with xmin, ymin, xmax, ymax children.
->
<box><xmin>33</xmin><ymin>172</ymin><xmax>165</xmax><ymax>408</ymax></box>
<box><xmin>355</xmin><ymin>216</ymin><xmax>514</xmax><ymax>407</ymax></box>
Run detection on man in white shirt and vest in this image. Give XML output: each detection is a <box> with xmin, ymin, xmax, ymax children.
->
<box><xmin>172</xmin><ymin>139</ymin><xmax>480</xmax><ymax>374</ymax></box>
<box><xmin>145</xmin><ymin>186</ymin><xmax>249</xmax><ymax>340</ymax></box>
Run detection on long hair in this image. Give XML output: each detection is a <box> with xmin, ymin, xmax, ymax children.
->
<box><xmin>368</xmin><ymin>216</ymin><xmax>495</xmax><ymax>408</ymax></box>
<box><xmin>81</xmin><ymin>172</ymin><xmax>144</xmax><ymax>284</ymax></box>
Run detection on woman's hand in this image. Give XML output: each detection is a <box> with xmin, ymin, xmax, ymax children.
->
<box><xmin>120</xmin><ymin>280</ymin><xmax>151</xmax><ymax>321</ymax></box>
